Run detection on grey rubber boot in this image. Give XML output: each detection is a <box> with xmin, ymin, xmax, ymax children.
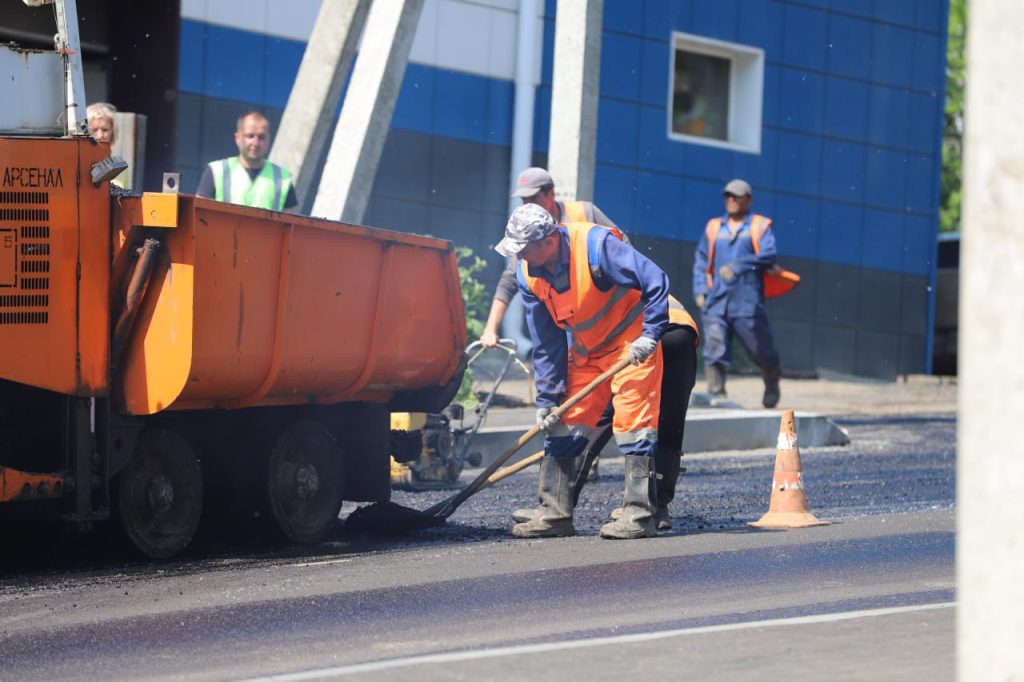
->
<box><xmin>707</xmin><ymin>363</ymin><xmax>727</xmax><ymax>396</ymax></box>
<box><xmin>511</xmin><ymin>456</ymin><xmax>576</xmax><ymax>538</ymax></box>
<box><xmin>512</xmin><ymin>453</ymin><xmax>588</xmax><ymax>523</ymax></box>
<box><xmin>762</xmin><ymin>365</ymin><xmax>781</xmax><ymax>408</ymax></box>
<box><xmin>600</xmin><ymin>455</ymin><xmax>657</xmax><ymax>539</ymax></box>
<box><xmin>653</xmin><ymin>445</ymin><xmax>683</xmax><ymax>530</ymax></box>
<box><xmin>610</xmin><ymin>446</ymin><xmax>682</xmax><ymax>530</ymax></box>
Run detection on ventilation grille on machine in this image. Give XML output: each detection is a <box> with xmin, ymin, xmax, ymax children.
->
<box><xmin>0</xmin><ymin>192</ymin><xmax>50</xmax><ymax>324</ymax></box>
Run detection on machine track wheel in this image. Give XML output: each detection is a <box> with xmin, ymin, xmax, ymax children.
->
<box><xmin>267</xmin><ymin>420</ymin><xmax>345</xmax><ymax>544</ymax></box>
<box><xmin>117</xmin><ymin>428</ymin><xmax>203</xmax><ymax>559</ymax></box>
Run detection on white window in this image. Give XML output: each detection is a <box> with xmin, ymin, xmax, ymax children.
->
<box><xmin>668</xmin><ymin>32</ymin><xmax>764</xmax><ymax>154</ymax></box>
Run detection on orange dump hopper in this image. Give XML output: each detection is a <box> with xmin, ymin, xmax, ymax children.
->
<box><xmin>113</xmin><ymin>196</ymin><xmax>467</xmax><ymax>416</ymax></box>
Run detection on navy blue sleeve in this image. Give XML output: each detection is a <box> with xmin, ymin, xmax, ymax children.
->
<box><xmin>587</xmin><ymin>228</ymin><xmax>669</xmax><ymax>341</ymax></box>
<box><xmin>517</xmin><ymin>267</ymin><xmax>567</xmax><ymax>408</ymax></box>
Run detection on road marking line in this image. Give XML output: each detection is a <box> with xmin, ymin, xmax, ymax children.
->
<box><xmin>242</xmin><ymin>601</ymin><xmax>955</xmax><ymax>681</ymax></box>
<box><xmin>288</xmin><ymin>558</ymin><xmax>354</xmax><ymax>568</ymax></box>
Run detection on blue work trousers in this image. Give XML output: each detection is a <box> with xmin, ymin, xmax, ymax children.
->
<box><xmin>702</xmin><ymin>312</ymin><xmax>779</xmax><ymax>372</ymax></box>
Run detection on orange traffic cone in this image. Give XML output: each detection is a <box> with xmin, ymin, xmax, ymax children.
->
<box><xmin>747</xmin><ymin>410</ymin><xmax>829</xmax><ymax>528</ymax></box>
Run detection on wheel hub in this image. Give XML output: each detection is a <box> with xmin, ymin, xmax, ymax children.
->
<box><xmin>146</xmin><ymin>473</ymin><xmax>175</xmax><ymax>515</ymax></box>
<box><xmin>293</xmin><ymin>462</ymin><xmax>320</xmax><ymax>500</ymax></box>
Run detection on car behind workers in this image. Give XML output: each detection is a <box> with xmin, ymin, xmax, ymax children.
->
<box><xmin>497</xmin><ymin>203</ymin><xmax>670</xmax><ymax>540</ymax></box>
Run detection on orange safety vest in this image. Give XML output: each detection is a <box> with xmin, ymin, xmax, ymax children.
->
<box><xmin>704</xmin><ymin>214</ymin><xmax>800</xmax><ymax>299</ymax></box>
<box><xmin>558</xmin><ymin>208</ymin><xmax>698</xmax><ymax>341</ymax></box>
<box><xmin>668</xmin><ymin>295</ymin><xmax>700</xmax><ymax>343</ymax></box>
<box><xmin>521</xmin><ymin>223</ymin><xmax>645</xmax><ymax>363</ymax></box>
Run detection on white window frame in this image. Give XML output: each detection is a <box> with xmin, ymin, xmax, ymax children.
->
<box><xmin>667</xmin><ymin>32</ymin><xmax>764</xmax><ymax>154</ymax></box>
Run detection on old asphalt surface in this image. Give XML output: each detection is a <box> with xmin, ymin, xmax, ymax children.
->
<box><xmin>0</xmin><ymin>375</ymin><xmax>957</xmax><ymax>680</ymax></box>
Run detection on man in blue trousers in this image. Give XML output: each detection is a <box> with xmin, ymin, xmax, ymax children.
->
<box><xmin>692</xmin><ymin>179</ymin><xmax>781</xmax><ymax>408</ymax></box>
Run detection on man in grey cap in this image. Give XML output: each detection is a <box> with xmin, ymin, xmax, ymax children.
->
<box><xmin>692</xmin><ymin>178</ymin><xmax>782</xmax><ymax>407</ymax></box>
<box><xmin>498</xmin><ymin>203</ymin><xmax>671</xmax><ymax>540</ymax></box>
<box><xmin>479</xmin><ymin>167</ymin><xmax>618</xmax><ymax>351</ymax></box>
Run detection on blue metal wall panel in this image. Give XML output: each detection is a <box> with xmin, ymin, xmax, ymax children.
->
<box><xmin>774</xmin><ymin>194</ymin><xmax>820</xmax><ymax>260</ymax></box>
<box><xmin>691</xmin><ymin>0</ymin><xmax>739</xmax><ymax>42</ymax></box>
<box><xmin>903</xmin><ymin>214</ymin><xmax>934</xmax><ymax>276</ymax></box>
<box><xmin>824</xmin><ymin>77</ymin><xmax>870</xmax><ymax>140</ymax></box>
<box><xmin>776</xmin><ymin>131</ymin><xmax>823</xmax><ymax>196</ymax></box>
<box><xmin>732</xmin><ymin>127</ymin><xmax>778</xmax><ymax>188</ymax></box>
<box><xmin>392</xmin><ymin>63</ymin><xmax>436</xmax><ymax>133</ymax></box>
<box><xmin>779</xmin><ymin>69</ymin><xmax>825</xmax><ymax>134</ymax></box>
<box><xmin>641</xmin><ymin>0</ymin><xmax>691</xmax><ymax>40</ymax></box>
<box><xmin>201</xmin><ymin>22</ymin><xmax>266</xmax><ymax>103</ymax></box>
<box><xmin>870</xmin><ymin>24</ymin><xmax>916</xmax><ymax>86</ymax></box>
<box><xmin>819</xmin><ymin>203</ymin><xmax>863</xmax><ymax>264</ymax></box>
<box><xmin>865</xmin><ymin>147</ymin><xmax>909</xmax><ymax>210</ymax></box>
<box><xmin>908</xmin><ymin>92</ymin><xmax>940</xmax><ymax>153</ymax></box>
<box><xmin>264</xmin><ymin>37</ymin><xmax>306</xmax><ymax>110</ymax></box>
<box><xmin>600</xmin><ymin>32</ymin><xmax>643</xmax><ymax>101</ymax></box>
<box><xmin>637</xmin><ymin>105</ymin><xmax>681</xmax><ymax>174</ymax></box>
<box><xmin>874</xmin><ymin>0</ymin><xmax>917</xmax><ymax>26</ymax></box>
<box><xmin>634</xmin><ymin>170</ymin><xmax>685</xmax><ymax>239</ymax></box>
<box><xmin>913</xmin><ymin>30</ymin><xmax>944</xmax><ymax>90</ymax></box>
<box><xmin>433</xmin><ymin>70</ymin><xmax>488</xmax><ymax>142</ymax></box>
<box><xmin>862</xmin><ymin>208</ymin><xmax>906</xmax><ymax>271</ymax></box>
<box><xmin>597</xmin><ymin>97</ymin><xmax>640</xmax><ymax>166</ymax></box>
<box><xmin>916</xmin><ymin>0</ymin><xmax>944</xmax><ymax>32</ymax></box>
<box><xmin>828</xmin><ymin>14</ymin><xmax>873</xmax><ymax>79</ymax></box>
<box><xmin>821</xmin><ymin>140</ymin><xmax>867</xmax><ymax>203</ymax></box>
<box><xmin>594</xmin><ymin>163</ymin><xmax>638</xmax><ymax>227</ymax></box>
<box><xmin>639</xmin><ymin>40</ymin><xmax>670</xmax><ymax>107</ymax></box>
<box><xmin>178</xmin><ymin>19</ymin><xmax>205</xmax><ymax>94</ymax></box>
<box><xmin>867</xmin><ymin>85</ymin><xmax>911</xmax><ymax>148</ymax></box>
<box><xmin>783</xmin><ymin>4</ymin><xmax>829</xmax><ymax>71</ymax></box>
<box><xmin>737</xmin><ymin>0</ymin><xmax>785</xmax><ymax>57</ymax></box>
<box><xmin>604</xmin><ymin>0</ymin><xmax>644</xmax><ymax>36</ymax></box>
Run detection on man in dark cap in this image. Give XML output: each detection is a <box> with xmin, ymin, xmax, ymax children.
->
<box><xmin>479</xmin><ymin>167</ymin><xmax>617</xmax><ymax>350</ymax></box>
<box><xmin>692</xmin><ymin>178</ymin><xmax>782</xmax><ymax>407</ymax></box>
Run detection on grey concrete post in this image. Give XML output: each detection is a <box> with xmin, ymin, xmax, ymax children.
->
<box><xmin>311</xmin><ymin>0</ymin><xmax>424</xmax><ymax>223</ymax></box>
<box><xmin>957</xmin><ymin>0</ymin><xmax>1024</xmax><ymax>678</ymax></box>
<box><xmin>111</xmin><ymin>112</ymin><xmax>147</xmax><ymax>192</ymax></box>
<box><xmin>269</xmin><ymin>0</ymin><xmax>369</xmax><ymax>210</ymax></box>
<box><xmin>547</xmin><ymin>0</ymin><xmax>602</xmax><ymax>202</ymax></box>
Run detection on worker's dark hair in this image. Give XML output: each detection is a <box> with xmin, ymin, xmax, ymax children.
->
<box><xmin>236</xmin><ymin>111</ymin><xmax>270</xmax><ymax>132</ymax></box>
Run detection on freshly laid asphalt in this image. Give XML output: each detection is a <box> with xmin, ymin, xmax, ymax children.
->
<box><xmin>0</xmin><ymin>375</ymin><xmax>957</xmax><ymax>681</ymax></box>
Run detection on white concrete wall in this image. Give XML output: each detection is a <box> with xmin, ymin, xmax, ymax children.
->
<box><xmin>180</xmin><ymin>0</ymin><xmax>539</xmax><ymax>82</ymax></box>
<box><xmin>957</xmin><ymin>0</ymin><xmax>1024</xmax><ymax>678</ymax></box>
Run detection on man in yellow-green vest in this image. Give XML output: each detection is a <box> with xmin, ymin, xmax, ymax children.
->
<box><xmin>195</xmin><ymin>111</ymin><xmax>298</xmax><ymax>213</ymax></box>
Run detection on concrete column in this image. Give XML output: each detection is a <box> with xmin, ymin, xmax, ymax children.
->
<box><xmin>269</xmin><ymin>0</ymin><xmax>369</xmax><ymax>210</ymax></box>
<box><xmin>546</xmin><ymin>0</ymin><xmax>602</xmax><ymax>202</ymax></box>
<box><xmin>111</xmin><ymin>112</ymin><xmax>147</xmax><ymax>192</ymax></box>
<box><xmin>508</xmin><ymin>0</ymin><xmax>542</xmax><ymax>215</ymax></box>
<box><xmin>311</xmin><ymin>0</ymin><xmax>424</xmax><ymax>223</ymax></box>
<box><xmin>957</xmin><ymin>0</ymin><xmax>1024</xmax><ymax>679</ymax></box>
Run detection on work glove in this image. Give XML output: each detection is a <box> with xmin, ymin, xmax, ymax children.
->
<box><xmin>628</xmin><ymin>336</ymin><xmax>658</xmax><ymax>366</ymax></box>
<box><xmin>536</xmin><ymin>407</ymin><xmax>561</xmax><ymax>435</ymax></box>
<box><xmin>695</xmin><ymin>293</ymin><xmax>706</xmax><ymax>309</ymax></box>
<box><xmin>718</xmin><ymin>263</ymin><xmax>736</xmax><ymax>281</ymax></box>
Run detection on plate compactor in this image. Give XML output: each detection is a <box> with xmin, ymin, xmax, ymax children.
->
<box><xmin>389</xmin><ymin>341</ymin><xmax>529</xmax><ymax>490</ymax></box>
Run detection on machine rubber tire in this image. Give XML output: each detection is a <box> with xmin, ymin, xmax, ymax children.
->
<box><xmin>117</xmin><ymin>428</ymin><xmax>203</xmax><ymax>559</ymax></box>
<box><xmin>267</xmin><ymin>420</ymin><xmax>345</xmax><ymax>544</ymax></box>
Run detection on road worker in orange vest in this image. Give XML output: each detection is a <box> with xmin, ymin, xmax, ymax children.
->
<box><xmin>497</xmin><ymin>203</ymin><xmax>670</xmax><ymax>540</ymax></box>
<box><xmin>692</xmin><ymin>179</ymin><xmax>782</xmax><ymax>408</ymax></box>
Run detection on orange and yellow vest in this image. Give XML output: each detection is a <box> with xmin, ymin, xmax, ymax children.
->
<box><xmin>703</xmin><ymin>214</ymin><xmax>799</xmax><ymax>299</ymax></box>
<box><xmin>521</xmin><ymin>223</ymin><xmax>645</xmax><ymax>363</ymax></box>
